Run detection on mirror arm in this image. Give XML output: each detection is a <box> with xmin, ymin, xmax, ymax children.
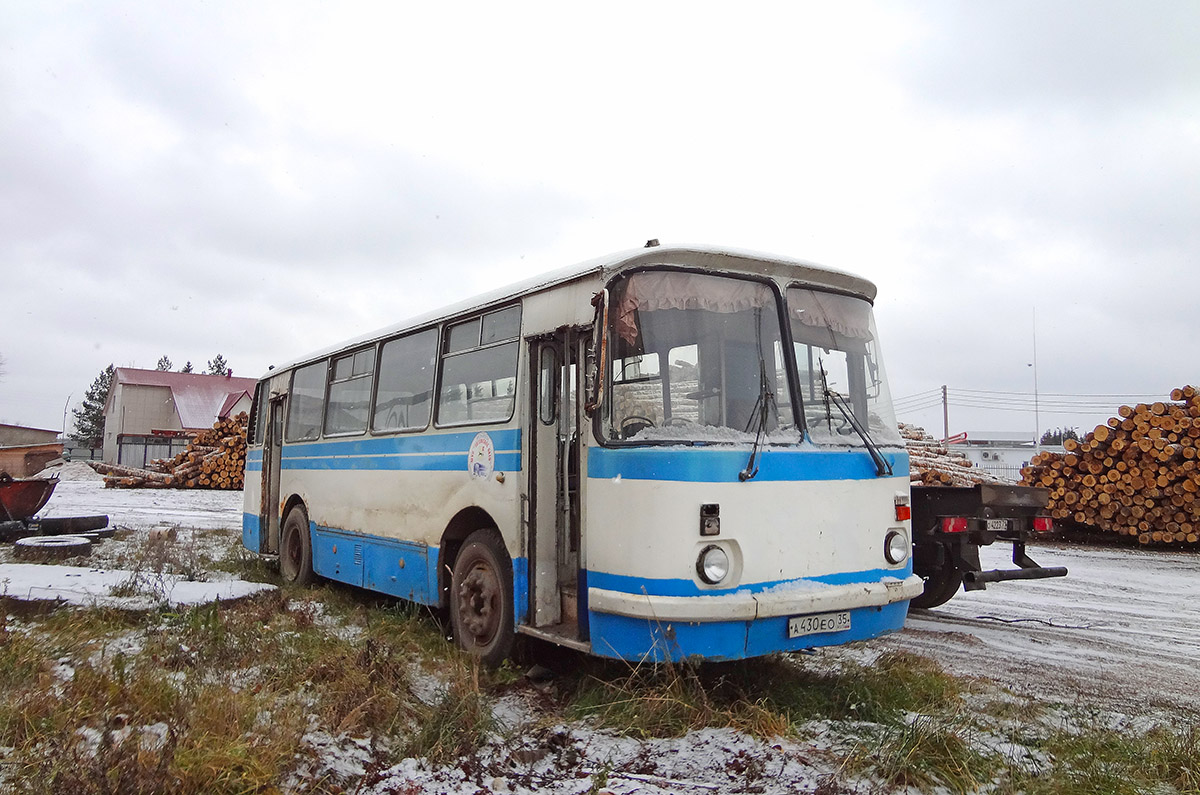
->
<box><xmin>584</xmin><ymin>288</ymin><xmax>609</xmax><ymax>417</ymax></box>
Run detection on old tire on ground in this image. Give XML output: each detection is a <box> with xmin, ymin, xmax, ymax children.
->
<box><xmin>910</xmin><ymin>565</ymin><xmax>962</xmax><ymax>609</ymax></box>
<box><xmin>14</xmin><ymin>535</ymin><xmax>92</xmax><ymax>562</ymax></box>
<box><xmin>450</xmin><ymin>528</ymin><xmax>515</xmax><ymax>667</ymax></box>
<box><xmin>280</xmin><ymin>507</ymin><xmax>315</xmax><ymax>586</ymax></box>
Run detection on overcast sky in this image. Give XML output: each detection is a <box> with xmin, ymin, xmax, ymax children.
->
<box><xmin>2</xmin><ymin>1</ymin><xmax>1197</xmax><ymax>441</ymax></box>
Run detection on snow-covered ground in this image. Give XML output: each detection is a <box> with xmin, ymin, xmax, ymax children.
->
<box><xmin>13</xmin><ymin>476</ymin><xmax>1199</xmax><ymax>713</ymax></box>
<box><xmin>37</xmin><ymin>466</ymin><xmax>245</xmax><ymax>531</ymax></box>
<box><xmin>0</xmin><ymin>474</ymin><xmax>267</xmax><ymax>607</ymax></box>
<box><xmin>4</xmin><ymin>475</ymin><xmax>1197</xmax><ymax>792</ymax></box>
<box><xmin>878</xmin><ymin>541</ymin><xmax>1200</xmax><ymax>715</ymax></box>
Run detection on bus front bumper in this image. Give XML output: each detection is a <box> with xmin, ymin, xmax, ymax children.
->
<box><xmin>588</xmin><ymin>574</ymin><xmax>925</xmax><ymax>623</ymax></box>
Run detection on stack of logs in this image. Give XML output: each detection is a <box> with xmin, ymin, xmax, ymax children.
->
<box><xmin>901</xmin><ymin>423</ymin><xmax>1006</xmax><ymax>487</ymax></box>
<box><xmin>91</xmin><ymin>413</ymin><xmax>248</xmax><ymax>490</ymax></box>
<box><xmin>1021</xmin><ymin>387</ymin><xmax>1200</xmax><ymax>546</ymax></box>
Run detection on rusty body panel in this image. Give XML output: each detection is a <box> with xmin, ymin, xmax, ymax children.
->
<box><xmin>0</xmin><ymin>474</ymin><xmax>57</xmax><ymax>522</ymax></box>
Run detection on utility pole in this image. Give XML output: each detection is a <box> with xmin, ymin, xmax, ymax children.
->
<box><xmin>1033</xmin><ymin>308</ymin><xmax>1040</xmax><ymax>450</ymax></box>
<box><xmin>942</xmin><ymin>384</ymin><xmax>949</xmax><ymax>441</ymax></box>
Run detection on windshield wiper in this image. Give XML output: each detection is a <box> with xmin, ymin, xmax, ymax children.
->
<box><xmin>817</xmin><ymin>365</ymin><xmax>893</xmax><ymax>477</ymax></box>
<box><xmin>740</xmin><ymin>322</ymin><xmax>778</xmax><ymax>482</ymax></box>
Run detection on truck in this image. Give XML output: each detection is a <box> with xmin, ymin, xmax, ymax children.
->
<box><xmin>908</xmin><ymin>482</ymin><xmax>1067</xmax><ymax>609</ymax></box>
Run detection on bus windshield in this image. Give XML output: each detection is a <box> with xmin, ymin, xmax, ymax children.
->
<box><xmin>787</xmin><ymin>286</ymin><xmax>902</xmax><ymax>447</ymax></box>
<box><xmin>603</xmin><ymin>271</ymin><xmax>796</xmax><ymax>443</ymax></box>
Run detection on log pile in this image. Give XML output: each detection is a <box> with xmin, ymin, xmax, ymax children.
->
<box><xmin>1021</xmin><ymin>387</ymin><xmax>1200</xmax><ymax>546</ymax></box>
<box><xmin>90</xmin><ymin>413</ymin><xmax>248</xmax><ymax>490</ymax></box>
<box><xmin>901</xmin><ymin>423</ymin><xmax>1008</xmax><ymax>487</ymax></box>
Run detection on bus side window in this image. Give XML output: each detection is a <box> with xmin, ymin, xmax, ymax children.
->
<box><xmin>325</xmin><ymin>348</ymin><xmax>375</xmax><ymax>436</ymax></box>
<box><xmin>373</xmin><ymin>329</ymin><xmax>438</xmax><ymax>433</ymax></box>
<box><xmin>286</xmin><ymin>361</ymin><xmax>328</xmax><ymax>442</ymax></box>
<box><xmin>437</xmin><ymin>305</ymin><xmax>522</xmax><ymax>426</ymax></box>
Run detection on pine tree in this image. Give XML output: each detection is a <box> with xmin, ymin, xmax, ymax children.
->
<box><xmin>206</xmin><ymin>354</ymin><xmax>229</xmax><ymax>376</ymax></box>
<box><xmin>156</xmin><ymin>355</ymin><xmax>173</xmax><ymax>371</ymax></box>
<box><xmin>1040</xmin><ymin>426</ymin><xmax>1080</xmax><ymax>446</ymax></box>
<box><xmin>71</xmin><ymin>364</ymin><xmax>115</xmax><ymax>446</ymax></box>
<box><xmin>180</xmin><ymin>361</ymin><xmax>194</xmax><ymax>373</ymax></box>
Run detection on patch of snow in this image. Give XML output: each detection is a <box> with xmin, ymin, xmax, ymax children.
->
<box><xmin>35</xmin><ymin>461</ymin><xmax>104</xmax><ymax>481</ymax></box>
<box><xmin>358</xmin><ymin>725</ymin><xmax>857</xmax><ymax>795</ymax></box>
<box><xmin>300</xmin><ymin>731</ymin><xmax>377</xmax><ymax>780</ymax></box>
<box><xmin>36</xmin><ymin>479</ymin><xmax>243</xmax><ymax>532</ymax></box>
<box><xmin>0</xmin><ymin>562</ymin><xmax>274</xmax><ymax>608</ymax></box>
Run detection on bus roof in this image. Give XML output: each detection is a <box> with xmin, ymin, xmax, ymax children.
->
<box><xmin>262</xmin><ymin>245</ymin><xmax>877</xmax><ymax>378</ymax></box>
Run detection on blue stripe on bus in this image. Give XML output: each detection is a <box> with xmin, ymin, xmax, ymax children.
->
<box><xmin>242</xmin><ymin>429</ymin><xmax>522</xmax><ymax>473</ymax></box>
<box><xmin>587</xmin><ymin>565</ymin><xmax>912</xmax><ymax>599</ymax></box>
<box><xmin>282</xmin><ymin>452</ymin><xmax>522</xmax><ymax>472</ymax></box>
<box><xmin>241</xmin><ymin>515</ymin><xmax>531</xmax><ymax>626</ymax></box>
<box><xmin>588</xmin><ymin>601</ymin><xmax>910</xmax><ymax>662</ymax></box>
<box><xmin>587</xmin><ymin>446</ymin><xmax>908</xmax><ymax>482</ymax></box>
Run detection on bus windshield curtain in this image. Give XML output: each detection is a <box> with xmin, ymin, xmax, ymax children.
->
<box><xmin>615</xmin><ymin>272</ymin><xmax>774</xmax><ymax>345</ymax></box>
<box><xmin>789</xmin><ymin>290</ymin><xmax>871</xmax><ymax>340</ymax></box>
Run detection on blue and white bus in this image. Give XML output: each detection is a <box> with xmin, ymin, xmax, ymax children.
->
<box><xmin>243</xmin><ymin>244</ymin><xmax>922</xmax><ymax>664</ymax></box>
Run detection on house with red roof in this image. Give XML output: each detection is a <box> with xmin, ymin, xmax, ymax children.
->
<box><xmin>102</xmin><ymin>368</ymin><xmax>258</xmax><ymax>466</ymax></box>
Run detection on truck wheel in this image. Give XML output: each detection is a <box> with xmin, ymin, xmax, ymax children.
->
<box><xmin>280</xmin><ymin>507</ymin><xmax>315</xmax><ymax>586</ymax></box>
<box><xmin>450</xmin><ymin>528</ymin><xmax>514</xmax><ymax>667</ymax></box>
<box><xmin>910</xmin><ymin>567</ymin><xmax>961</xmax><ymax>609</ymax></box>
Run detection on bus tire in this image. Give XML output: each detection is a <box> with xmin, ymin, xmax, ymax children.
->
<box><xmin>450</xmin><ymin>528</ymin><xmax>514</xmax><ymax>667</ymax></box>
<box><xmin>280</xmin><ymin>507</ymin><xmax>315</xmax><ymax>586</ymax></box>
<box><xmin>910</xmin><ymin>566</ymin><xmax>961</xmax><ymax>609</ymax></box>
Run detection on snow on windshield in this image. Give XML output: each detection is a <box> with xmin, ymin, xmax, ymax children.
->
<box><xmin>605</xmin><ymin>271</ymin><xmax>793</xmax><ymax>444</ymax></box>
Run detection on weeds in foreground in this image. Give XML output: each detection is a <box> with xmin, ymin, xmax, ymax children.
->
<box><xmin>0</xmin><ymin>586</ymin><xmax>438</xmax><ymax>794</ymax></box>
<box><xmin>404</xmin><ymin>658</ymin><xmax>494</xmax><ymax>765</ymax></box>
<box><xmin>999</xmin><ymin>720</ymin><xmax>1200</xmax><ymax>795</ymax></box>
<box><xmin>850</xmin><ymin>713</ymin><xmax>1000</xmax><ymax>794</ymax></box>
<box><xmin>567</xmin><ymin>649</ymin><xmax>963</xmax><ymax>740</ymax></box>
<box><xmin>569</xmin><ymin>656</ymin><xmax>788</xmax><ymax>739</ymax></box>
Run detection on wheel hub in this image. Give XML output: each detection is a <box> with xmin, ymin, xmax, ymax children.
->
<box><xmin>457</xmin><ymin>564</ymin><xmax>498</xmax><ymax>641</ymax></box>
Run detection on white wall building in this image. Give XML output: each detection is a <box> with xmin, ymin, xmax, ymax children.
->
<box><xmin>102</xmin><ymin>368</ymin><xmax>256</xmax><ymax>466</ymax></box>
<box><xmin>953</xmin><ymin>431</ymin><xmax>1065</xmax><ymax>481</ymax></box>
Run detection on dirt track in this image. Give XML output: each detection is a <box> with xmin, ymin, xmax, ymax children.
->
<box><xmin>874</xmin><ymin>541</ymin><xmax>1200</xmax><ymax>715</ymax></box>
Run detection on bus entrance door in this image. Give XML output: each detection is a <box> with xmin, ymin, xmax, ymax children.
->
<box><xmin>529</xmin><ymin>331</ymin><xmax>586</xmax><ymax>640</ymax></box>
<box><xmin>259</xmin><ymin>396</ymin><xmax>285</xmax><ymax>556</ymax></box>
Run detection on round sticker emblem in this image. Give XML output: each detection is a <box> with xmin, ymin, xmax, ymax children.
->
<box><xmin>467</xmin><ymin>432</ymin><xmax>495</xmax><ymax>479</ymax></box>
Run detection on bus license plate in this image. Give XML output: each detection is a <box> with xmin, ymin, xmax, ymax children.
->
<box><xmin>788</xmin><ymin>611</ymin><xmax>851</xmax><ymax>638</ymax></box>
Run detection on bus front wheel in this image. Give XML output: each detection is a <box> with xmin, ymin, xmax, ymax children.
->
<box><xmin>280</xmin><ymin>507</ymin><xmax>315</xmax><ymax>586</ymax></box>
<box><xmin>450</xmin><ymin>528</ymin><xmax>514</xmax><ymax>667</ymax></box>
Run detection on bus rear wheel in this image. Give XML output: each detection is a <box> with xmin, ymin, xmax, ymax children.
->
<box><xmin>450</xmin><ymin>528</ymin><xmax>514</xmax><ymax>667</ymax></box>
<box><xmin>280</xmin><ymin>507</ymin><xmax>315</xmax><ymax>586</ymax></box>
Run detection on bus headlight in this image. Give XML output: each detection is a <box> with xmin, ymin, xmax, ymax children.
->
<box><xmin>697</xmin><ymin>545</ymin><xmax>730</xmax><ymax>584</ymax></box>
<box><xmin>884</xmin><ymin>530</ymin><xmax>909</xmax><ymax>565</ymax></box>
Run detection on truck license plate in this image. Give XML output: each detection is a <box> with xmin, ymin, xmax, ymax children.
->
<box><xmin>788</xmin><ymin>611</ymin><xmax>851</xmax><ymax>638</ymax></box>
